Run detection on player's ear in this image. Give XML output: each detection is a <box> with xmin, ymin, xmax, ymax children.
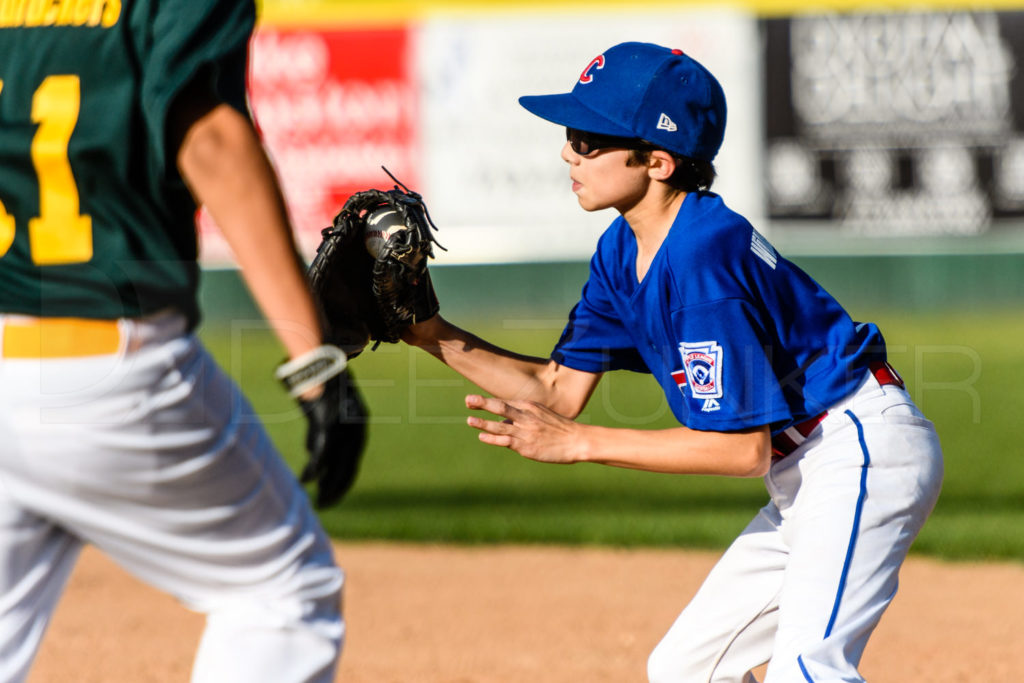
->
<box><xmin>647</xmin><ymin>150</ymin><xmax>677</xmax><ymax>182</ymax></box>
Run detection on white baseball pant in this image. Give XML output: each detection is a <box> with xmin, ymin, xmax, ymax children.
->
<box><xmin>647</xmin><ymin>368</ymin><xmax>943</xmax><ymax>683</ymax></box>
<box><xmin>0</xmin><ymin>311</ymin><xmax>344</xmax><ymax>682</ymax></box>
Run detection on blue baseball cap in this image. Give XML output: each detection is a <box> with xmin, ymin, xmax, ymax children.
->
<box><xmin>519</xmin><ymin>42</ymin><xmax>727</xmax><ymax>162</ymax></box>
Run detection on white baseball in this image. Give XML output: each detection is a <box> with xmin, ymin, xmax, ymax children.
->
<box><xmin>364</xmin><ymin>207</ymin><xmax>408</xmax><ymax>258</ymax></box>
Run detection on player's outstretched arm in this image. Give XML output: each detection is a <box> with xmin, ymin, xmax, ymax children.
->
<box><xmin>466</xmin><ymin>394</ymin><xmax>772</xmax><ymax>477</ymax></box>
<box><xmin>406</xmin><ymin>316</ymin><xmax>770</xmax><ymax>477</ymax></box>
<box><xmin>404</xmin><ymin>315</ymin><xmax>600</xmax><ymax>419</ymax></box>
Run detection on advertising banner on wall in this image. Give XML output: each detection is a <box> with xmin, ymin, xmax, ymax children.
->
<box><xmin>763</xmin><ymin>10</ymin><xmax>1024</xmax><ymax>237</ymax></box>
<box><xmin>199</xmin><ymin>5</ymin><xmax>1024</xmax><ymax>265</ymax></box>
<box><xmin>200</xmin><ymin>8</ymin><xmax>761</xmax><ymax>265</ymax></box>
<box><xmin>199</xmin><ymin>25</ymin><xmax>420</xmax><ymax>263</ymax></box>
<box><xmin>415</xmin><ymin>9</ymin><xmax>762</xmax><ymax>263</ymax></box>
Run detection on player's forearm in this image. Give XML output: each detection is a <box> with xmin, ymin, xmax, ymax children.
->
<box><xmin>406</xmin><ymin>316</ymin><xmax>592</xmax><ymax>417</ymax></box>
<box><xmin>576</xmin><ymin>423</ymin><xmax>772</xmax><ymax>477</ymax></box>
<box><xmin>177</xmin><ymin>104</ymin><xmax>322</xmax><ymax>360</ymax></box>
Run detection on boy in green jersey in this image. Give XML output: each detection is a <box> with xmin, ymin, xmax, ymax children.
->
<box><xmin>0</xmin><ymin>2</ymin><xmax>364</xmax><ymax>680</ymax></box>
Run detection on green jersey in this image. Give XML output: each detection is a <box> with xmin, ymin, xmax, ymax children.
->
<box><xmin>0</xmin><ymin>0</ymin><xmax>255</xmax><ymax>326</ymax></box>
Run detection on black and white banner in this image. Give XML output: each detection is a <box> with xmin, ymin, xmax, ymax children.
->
<box><xmin>763</xmin><ymin>11</ymin><xmax>1024</xmax><ymax>236</ymax></box>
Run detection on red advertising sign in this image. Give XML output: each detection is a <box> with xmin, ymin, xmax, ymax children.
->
<box><xmin>200</xmin><ymin>26</ymin><xmax>419</xmax><ymax>262</ymax></box>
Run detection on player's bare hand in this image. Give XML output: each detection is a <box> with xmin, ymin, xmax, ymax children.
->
<box><xmin>465</xmin><ymin>394</ymin><xmax>584</xmax><ymax>464</ymax></box>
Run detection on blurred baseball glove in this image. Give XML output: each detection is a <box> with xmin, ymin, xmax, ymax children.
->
<box><xmin>308</xmin><ymin>171</ymin><xmax>443</xmax><ymax>356</ymax></box>
<box><xmin>275</xmin><ymin>344</ymin><xmax>368</xmax><ymax>507</ymax></box>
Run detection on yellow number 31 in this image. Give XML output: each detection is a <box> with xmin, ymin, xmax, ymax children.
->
<box><xmin>0</xmin><ymin>75</ymin><xmax>93</xmax><ymax>265</ymax></box>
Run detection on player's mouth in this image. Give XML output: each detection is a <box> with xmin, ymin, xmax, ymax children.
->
<box><xmin>570</xmin><ymin>177</ymin><xmax>582</xmax><ymax>192</ymax></box>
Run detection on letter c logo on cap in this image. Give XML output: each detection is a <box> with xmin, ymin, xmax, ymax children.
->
<box><xmin>579</xmin><ymin>55</ymin><xmax>605</xmax><ymax>84</ymax></box>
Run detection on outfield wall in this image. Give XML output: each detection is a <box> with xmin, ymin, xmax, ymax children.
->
<box><xmin>199</xmin><ymin>1</ymin><xmax>1024</xmax><ymax>324</ymax></box>
<box><xmin>196</xmin><ymin>1</ymin><xmax>1024</xmax><ymax>266</ymax></box>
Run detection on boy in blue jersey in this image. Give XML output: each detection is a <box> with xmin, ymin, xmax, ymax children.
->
<box><xmin>405</xmin><ymin>42</ymin><xmax>943</xmax><ymax>682</ymax></box>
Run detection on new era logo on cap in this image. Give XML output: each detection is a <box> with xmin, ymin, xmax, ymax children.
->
<box><xmin>657</xmin><ymin>113</ymin><xmax>677</xmax><ymax>132</ymax></box>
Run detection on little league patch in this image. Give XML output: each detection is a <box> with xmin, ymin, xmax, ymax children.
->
<box><xmin>674</xmin><ymin>341</ymin><xmax>724</xmax><ymax>412</ymax></box>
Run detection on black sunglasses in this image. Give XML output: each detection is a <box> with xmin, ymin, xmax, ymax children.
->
<box><xmin>566</xmin><ymin>127</ymin><xmax>656</xmax><ymax>156</ymax></box>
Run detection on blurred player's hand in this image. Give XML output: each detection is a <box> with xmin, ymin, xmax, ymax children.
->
<box><xmin>298</xmin><ymin>370</ymin><xmax>369</xmax><ymax>507</ymax></box>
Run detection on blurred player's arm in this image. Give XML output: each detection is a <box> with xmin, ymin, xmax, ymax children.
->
<box><xmin>172</xmin><ymin>85</ymin><xmax>322</xmax><ymax>361</ymax></box>
<box><xmin>404</xmin><ymin>314</ymin><xmax>600</xmax><ymax>419</ymax></box>
<box><xmin>171</xmin><ymin>83</ymin><xmax>367</xmax><ymax>506</ymax></box>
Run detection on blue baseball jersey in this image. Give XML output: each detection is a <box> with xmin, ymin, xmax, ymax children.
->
<box><xmin>552</xmin><ymin>191</ymin><xmax>887</xmax><ymax>434</ymax></box>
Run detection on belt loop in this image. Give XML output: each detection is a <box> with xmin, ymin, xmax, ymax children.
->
<box><xmin>868</xmin><ymin>360</ymin><xmax>905</xmax><ymax>389</ymax></box>
<box><xmin>120</xmin><ymin>317</ymin><xmax>141</xmax><ymax>354</ymax></box>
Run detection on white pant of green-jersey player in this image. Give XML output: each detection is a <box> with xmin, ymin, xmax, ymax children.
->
<box><xmin>0</xmin><ymin>311</ymin><xmax>344</xmax><ymax>683</ymax></box>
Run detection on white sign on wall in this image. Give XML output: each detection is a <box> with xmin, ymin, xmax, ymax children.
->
<box><xmin>415</xmin><ymin>9</ymin><xmax>763</xmax><ymax>264</ymax></box>
<box><xmin>201</xmin><ymin>9</ymin><xmax>763</xmax><ymax>266</ymax></box>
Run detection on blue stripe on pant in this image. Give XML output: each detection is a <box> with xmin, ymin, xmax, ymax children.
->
<box><xmin>797</xmin><ymin>409</ymin><xmax>872</xmax><ymax>683</ymax></box>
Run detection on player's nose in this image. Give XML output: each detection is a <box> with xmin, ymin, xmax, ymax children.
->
<box><xmin>561</xmin><ymin>140</ymin><xmax>579</xmax><ymax>164</ymax></box>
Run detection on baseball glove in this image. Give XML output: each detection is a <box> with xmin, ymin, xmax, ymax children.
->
<box><xmin>308</xmin><ymin>171</ymin><xmax>443</xmax><ymax>355</ymax></box>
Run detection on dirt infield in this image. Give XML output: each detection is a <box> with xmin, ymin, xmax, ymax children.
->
<box><xmin>29</xmin><ymin>542</ymin><xmax>1023</xmax><ymax>682</ymax></box>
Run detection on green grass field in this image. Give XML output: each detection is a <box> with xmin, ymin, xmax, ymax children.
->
<box><xmin>201</xmin><ymin>307</ymin><xmax>1023</xmax><ymax>562</ymax></box>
